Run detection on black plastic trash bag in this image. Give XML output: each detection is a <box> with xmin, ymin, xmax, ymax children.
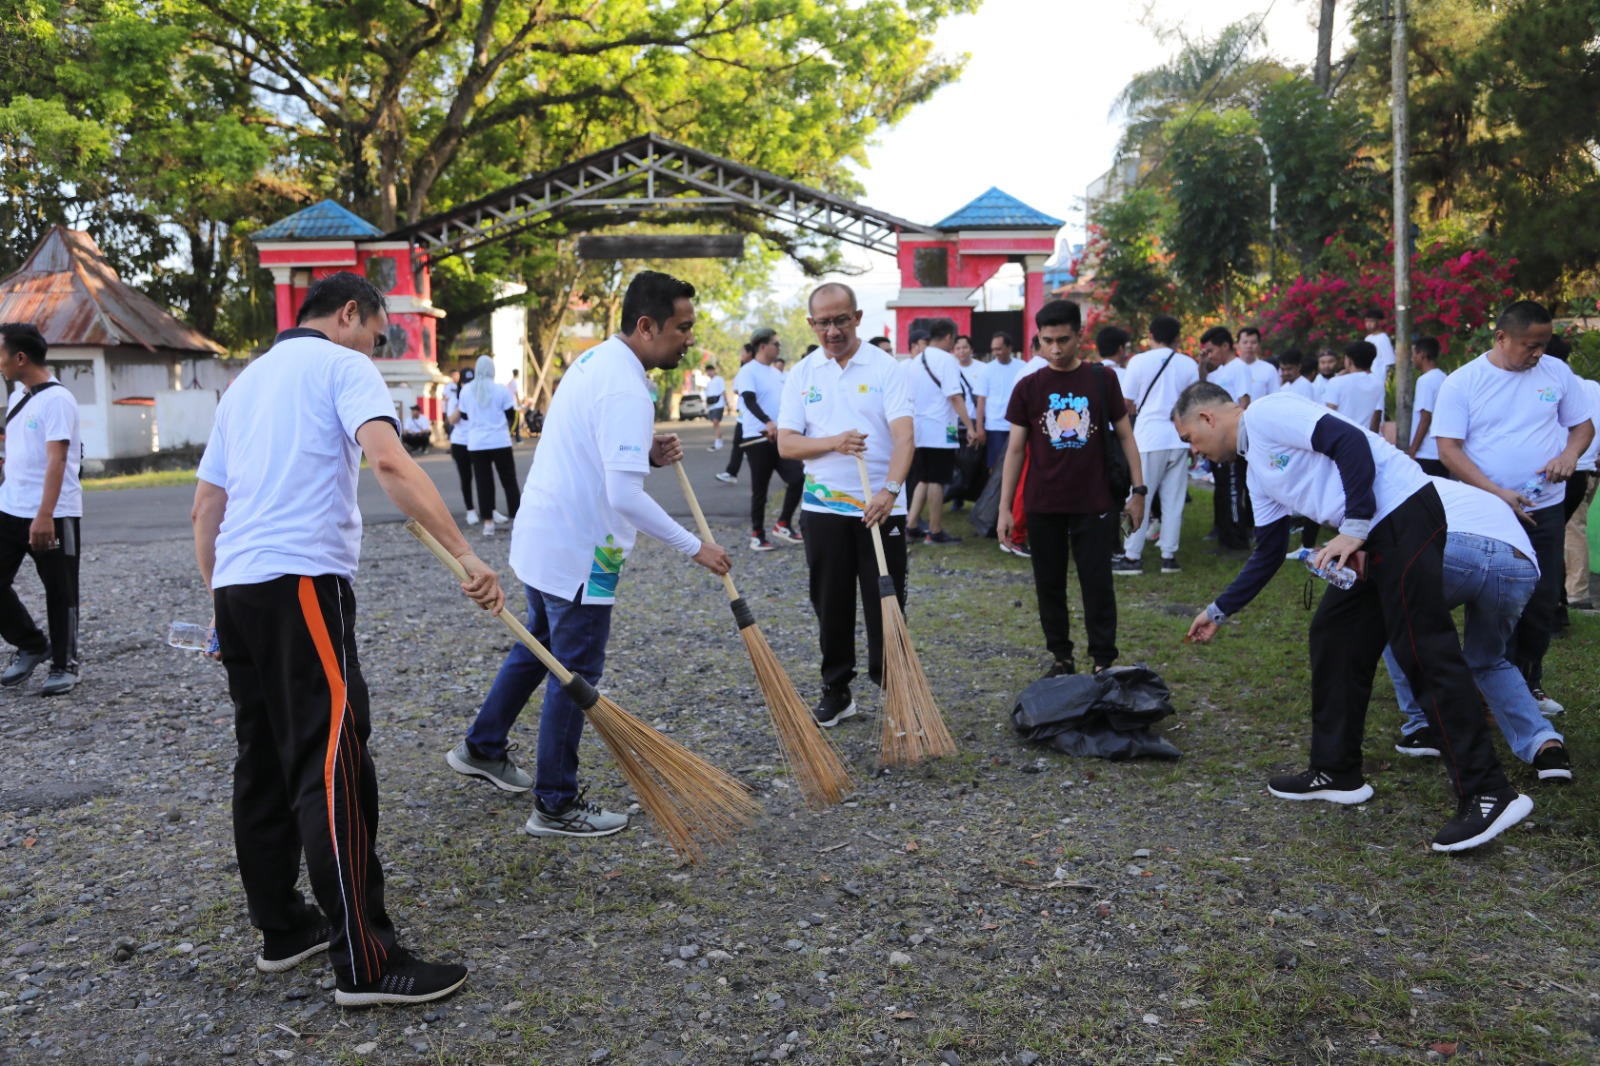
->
<box><xmin>970</xmin><ymin>467</ymin><xmax>1004</xmax><ymax>538</ymax></box>
<box><xmin>1011</xmin><ymin>663</ymin><xmax>1181</xmax><ymax>760</ymax></box>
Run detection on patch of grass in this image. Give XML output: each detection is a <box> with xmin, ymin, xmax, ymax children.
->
<box><xmin>83</xmin><ymin>467</ymin><xmax>198</xmax><ymax>491</ymax></box>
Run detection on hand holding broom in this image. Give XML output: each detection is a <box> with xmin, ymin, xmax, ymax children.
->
<box><xmin>854</xmin><ymin>455</ymin><xmax>958</xmax><ymax>766</ymax></box>
<box><xmin>404</xmin><ymin>519</ymin><xmax>759</xmax><ymax>864</ymax></box>
<box><xmin>673</xmin><ymin>462</ymin><xmax>853</xmax><ymax>808</ymax></box>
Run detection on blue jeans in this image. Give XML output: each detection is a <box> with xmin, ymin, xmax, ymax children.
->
<box><xmin>1385</xmin><ymin>532</ymin><xmax>1561</xmax><ymax>763</ymax></box>
<box><xmin>985</xmin><ymin>429</ymin><xmax>1010</xmax><ymax>472</ymax></box>
<box><xmin>466</xmin><ymin>585</ymin><xmax>612</xmax><ymax>811</ymax></box>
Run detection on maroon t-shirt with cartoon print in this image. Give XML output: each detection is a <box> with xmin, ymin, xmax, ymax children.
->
<box><xmin>1005</xmin><ymin>361</ymin><xmax>1127</xmax><ymax>515</ymax></box>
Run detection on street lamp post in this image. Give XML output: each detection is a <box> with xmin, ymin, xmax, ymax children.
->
<box><xmin>1252</xmin><ymin>135</ymin><xmax>1278</xmax><ymax>284</ymax></box>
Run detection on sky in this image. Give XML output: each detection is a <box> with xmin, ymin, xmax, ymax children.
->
<box><xmin>765</xmin><ymin>0</ymin><xmax>1355</xmax><ymax>342</ymax></box>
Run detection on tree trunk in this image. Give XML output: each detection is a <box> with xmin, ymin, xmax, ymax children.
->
<box><xmin>1314</xmin><ymin>0</ymin><xmax>1337</xmax><ymax>95</ymax></box>
<box><xmin>184</xmin><ymin>222</ymin><xmax>219</xmax><ymax>340</ymax></box>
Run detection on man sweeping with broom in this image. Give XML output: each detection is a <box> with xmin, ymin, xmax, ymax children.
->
<box><xmin>446</xmin><ymin>270</ymin><xmax>732</xmax><ymax>838</ymax></box>
<box><xmin>777</xmin><ymin>282</ymin><xmax>914</xmax><ymax>727</ymax></box>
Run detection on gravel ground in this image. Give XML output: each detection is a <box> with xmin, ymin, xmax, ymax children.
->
<box><xmin>2</xmin><ymin>505</ymin><xmax>1596</xmax><ymax>1066</ymax></box>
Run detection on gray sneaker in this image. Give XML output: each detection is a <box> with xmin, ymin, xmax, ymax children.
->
<box><xmin>40</xmin><ymin>668</ymin><xmax>77</xmax><ymax>696</ymax></box>
<box><xmin>1</xmin><ymin>646</ymin><xmax>50</xmax><ymax>687</ymax></box>
<box><xmin>524</xmin><ymin>789</ymin><xmax>629</xmax><ymax>838</ymax></box>
<box><xmin>446</xmin><ymin>741</ymin><xmax>532</xmax><ymax>793</ymax></box>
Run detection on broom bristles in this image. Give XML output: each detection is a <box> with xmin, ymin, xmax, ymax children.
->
<box><xmin>739</xmin><ymin>625</ymin><xmax>854</xmax><ymax>808</ymax></box>
<box><xmin>584</xmin><ymin>694</ymin><xmax>762</xmax><ymax>865</ymax></box>
<box><xmin>877</xmin><ymin>593</ymin><xmax>959</xmax><ymax>767</ymax></box>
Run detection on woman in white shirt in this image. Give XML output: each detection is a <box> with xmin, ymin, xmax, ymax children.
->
<box><xmin>450</xmin><ymin>355</ymin><xmax>520</xmax><ymax>535</ymax></box>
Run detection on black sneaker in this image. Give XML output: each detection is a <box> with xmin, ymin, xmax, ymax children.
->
<box><xmin>333</xmin><ymin>949</ymin><xmax>468</xmax><ymax>1007</ymax></box>
<box><xmin>1532</xmin><ymin>744</ymin><xmax>1572</xmax><ymax>783</ymax></box>
<box><xmin>1431</xmin><ymin>787</ymin><xmax>1533</xmax><ymax>853</ymax></box>
<box><xmin>926</xmin><ymin>530</ymin><xmax>961</xmax><ymax>545</ymax></box>
<box><xmin>1394</xmin><ymin>728</ymin><xmax>1441</xmax><ymax>758</ymax></box>
<box><xmin>1267</xmin><ymin>767</ymin><xmax>1373</xmax><ymax>805</ymax></box>
<box><xmin>256</xmin><ymin>921</ymin><xmax>332</xmax><ymax>973</ymax></box>
<box><xmin>1111</xmin><ymin>555</ymin><xmax>1144</xmax><ymax>575</ymax></box>
<box><xmin>1043</xmin><ymin>660</ymin><xmax>1075</xmax><ymax>679</ymax></box>
<box><xmin>1160</xmin><ymin>557</ymin><xmax>1181</xmax><ymax>574</ymax></box>
<box><xmin>813</xmin><ymin>686</ymin><xmax>857</xmax><ymax>728</ymax></box>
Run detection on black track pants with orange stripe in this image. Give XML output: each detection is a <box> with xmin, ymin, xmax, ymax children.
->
<box><xmin>215</xmin><ymin>573</ymin><xmax>397</xmax><ymax>986</ymax></box>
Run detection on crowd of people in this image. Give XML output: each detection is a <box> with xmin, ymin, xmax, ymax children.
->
<box><xmin>0</xmin><ymin>267</ymin><xmax>1590</xmax><ymax>1009</ymax></box>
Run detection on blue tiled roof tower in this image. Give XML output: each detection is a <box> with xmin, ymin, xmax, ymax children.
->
<box><xmin>253</xmin><ymin>200</ymin><xmax>385</xmax><ymax>241</ymax></box>
<box><xmin>934</xmin><ymin>188</ymin><xmax>1063</xmax><ymax>231</ymax></box>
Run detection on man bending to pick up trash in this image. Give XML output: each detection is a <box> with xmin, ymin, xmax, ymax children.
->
<box><xmin>1172</xmin><ymin>382</ymin><xmax>1531</xmax><ymax>854</ymax></box>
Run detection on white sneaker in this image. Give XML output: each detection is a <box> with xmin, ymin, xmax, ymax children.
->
<box><xmin>715</xmin><ymin>472</ymin><xmax>737</xmax><ymax>484</ymax></box>
<box><xmin>465</xmin><ymin>509</ymin><xmax>479</xmax><ymax>525</ymax></box>
<box><xmin>1531</xmin><ymin>685</ymin><xmax>1564</xmax><ymax>716</ymax></box>
<box><xmin>492</xmin><ymin>510</ymin><xmax>510</xmax><ymax>523</ymax></box>
<box><xmin>483</xmin><ymin>521</ymin><xmax>496</xmax><ymax>537</ymax></box>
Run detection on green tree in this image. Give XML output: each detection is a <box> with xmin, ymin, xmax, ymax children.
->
<box><xmin>1082</xmin><ymin>187</ymin><xmax>1177</xmax><ymax>340</ymax></box>
<box><xmin>1163</xmin><ymin>107</ymin><xmax>1268</xmax><ymax>318</ymax></box>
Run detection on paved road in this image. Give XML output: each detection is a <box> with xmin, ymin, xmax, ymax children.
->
<box><xmin>88</xmin><ymin>419</ymin><xmax>765</xmax><ymax>545</ymax></box>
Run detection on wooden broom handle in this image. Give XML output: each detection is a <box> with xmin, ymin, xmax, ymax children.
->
<box><xmin>673</xmin><ymin>462</ymin><xmax>741</xmax><ymax>602</ymax></box>
<box><xmin>404</xmin><ymin>518</ymin><xmax>575</xmax><ymax>685</ymax></box>
<box><xmin>855</xmin><ymin>455</ymin><xmax>892</xmax><ymax>578</ymax></box>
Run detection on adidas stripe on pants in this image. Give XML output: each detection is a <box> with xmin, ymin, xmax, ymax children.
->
<box><xmin>216</xmin><ymin>573</ymin><xmax>397</xmax><ymax>986</ymax></box>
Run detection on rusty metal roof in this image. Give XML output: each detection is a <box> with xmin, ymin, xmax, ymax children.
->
<box><xmin>0</xmin><ymin>226</ymin><xmax>225</xmax><ymax>355</ymax></box>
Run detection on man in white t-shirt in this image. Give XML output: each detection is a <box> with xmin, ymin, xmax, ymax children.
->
<box><xmin>1384</xmin><ymin>477</ymin><xmax>1572</xmax><ymax>783</ymax></box>
<box><xmin>1112</xmin><ymin>314</ymin><xmax>1200</xmax><ymax>574</ymax></box>
<box><xmin>1363</xmin><ymin>307</ymin><xmax>1397</xmax><ymax>383</ymax></box>
<box><xmin>1433</xmin><ymin>300</ymin><xmax>1595</xmax><ymax>715</ymax></box>
<box><xmin>777</xmin><ymin>282</ymin><xmax>914</xmax><ymax>727</ymax></box>
<box><xmin>734</xmin><ymin>326</ymin><xmax>803</xmax><ymax>549</ymax></box>
<box><xmin>1324</xmin><ymin>341</ymin><xmax>1385</xmax><ymax>433</ymax></box>
<box><xmin>1236</xmin><ymin>327</ymin><xmax>1279</xmax><ymax>403</ymax></box>
<box><xmin>448</xmin><ymin>271</ymin><xmax>730</xmax><ymax>833</ymax></box>
<box><xmin>1405</xmin><ymin>336</ymin><xmax>1448</xmax><ymax>477</ymax></box>
<box><xmin>983</xmin><ymin>331</ymin><xmax>1026</xmax><ymax>470</ymax></box>
<box><xmin>0</xmin><ymin>323</ymin><xmax>82</xmax><ymax>696</ymax></box>
<box><xmin>1198</xmin><ymin>326</ymin><xmax>1254</xmax><ymax>549</ymax></box>
<box><xmin>950</xmin><ymin>334</ymin><xmax>989</xmax><ymax>508</ymax></box>
<box><xmin>1279</xmin><ymin>350</ymin><xmax>1316</xmax><ymax>398</ymax></box>
<box><xmin>1176</xmin><ymin>384</ymin><xmax>1530</xmax><ymax>853</ymax></box>
<box><xmin>703</xmin><ymin>365</ymin><xmax>728</xmax><ymax>449</ymax></box>
<box><xmin>903</xmin><ymin>318</ymin><xmax>976</xmax><ymax>544</ymax></box>
<box><xmin>1309</xmin><ymin>349</ymin><xmax>1340</xmax><ymax>404</ymax></box>
<box><xmin>401</xmin><ymin>403</ymin><xmax>432</xmax><ymax>453</ymax></box>
<box><xmin>192</xmin><ymin>273</ymin><xmax>504</xmax><ymax>1006</ymax></box>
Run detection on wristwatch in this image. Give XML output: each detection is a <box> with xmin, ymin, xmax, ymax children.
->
<box><xmin>883</xmin><ymin>479</ymin><xmax>903</xmax><ymax>495</ymax></box>
<box><xmin>1130</xmin><ymin>485</ymin><xmax>1148</xmax><ymax>496</ymax></box>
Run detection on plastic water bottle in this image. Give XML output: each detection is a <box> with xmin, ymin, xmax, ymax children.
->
<box><xmin>1519</xmin><ymin>473</ymin><xmax>1550</xmax><ymax>505</ymax></box>
<box><xmin>168</xmin><ymin>621</ymin><xmax>219</xmax><ymax>655</ymax></box>
<box><xmin>1288</xmin><ymin>548</ymin><xmax>1358</xmax><ymax>590</ymax></box>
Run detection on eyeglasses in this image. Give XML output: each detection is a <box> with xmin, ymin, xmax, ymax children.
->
<box><xmin>372</xmin><ymin>331</ymin><xmax>388</xmax><ymax>352</ymax></box>
<box><xmin>808</xmin><ymin>314</ymin><xmax>857</xmax><ymax>331</ymax></box>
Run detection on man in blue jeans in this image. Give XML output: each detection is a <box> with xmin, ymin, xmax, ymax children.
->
<box><xmin>1385</xmin><ymin>483</ymin><xmax>1571</xmax><ymax>782</ymax></box>
<box><xmin>445</xmin><ymin>271</ymin><xmax>730</xmax><ymax>838</ymax></box>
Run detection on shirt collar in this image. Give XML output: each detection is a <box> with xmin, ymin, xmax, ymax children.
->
<box><xmin>1235</xmin><ymin>416</ymin><xmax>1250</xmax><ymax>455</ymax></box>
<box><xmin>274</xmin><ymin>327</ymin><xmax>330</xmax><ymax>344</ymax></box>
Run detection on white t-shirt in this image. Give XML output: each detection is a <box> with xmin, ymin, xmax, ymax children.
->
<box><xmin>904</xmin><ymin>347</ymin><xmax>963</xmax><ymax>448</ymax></box>
<box><xmin>1309</xmin><ymin>375</ymin><xmax>1334</xmax><ymax>404</ymax></box>
<box><xmin>704</xmin><ymin>375</ymin><xmax>726</xmax><ymax>409</ymax></box>
<box><xmin>1367</xmin><ymin>332</ymin><xmax>1396</xmax><ymax>378</ymax></box>
<box><xmin>1325</xmin><ymin>371</ymin><xmax>1384</xmax><ymax>429</ymax></box>
<box><xmin>1121</xmin><ymin>347</ymin><xmax>1200</xmax><ymax>451</ymax></box>
<box><xmin>733</xmin><ymin>359</ymin><xmax>785</xmax><ymax>436</ymax></box>
<box><xmin>1432</xmin><ymin>476</ymin><xmax>1537</xmax><ymax>569</ymax></box>
<box><xmin>444</xmin><ymin>382</ymin><xmax>470</xmax><ymax>445</ymax></box>
<box><xmin>1412</xmin><ymin>366</ymin><xmax>1447</xmax><ymax>460</ymax></box>
<box><xmin>1017</xmin><ymin>355</ymin><xmax>1049</xmax><ymax>379</ymax></box>
<box><xmin>509</xmin><ymin>335</ymin><xmax>656</xmax><ymax>604</ymax></box>
<box><xmin>1577</xmin><ymin>379</ymin><xmax>1600</xmax><ymax>473</ymax></box>
<box><xmin>957</xmin><ymin>359</ymin><xmax>989</xmax><ymax>423</ymax></box>
<box><xmin>1432</xmin><ymin>352</ymin><xmax>1592</xmax><ymax>512</ymax></box>
<box><xmin>198</xmin><ymin>331</ymin><xmax>396</xmax><ymax>589</ymax></box>
<box><xmin>778</xmin><ymin>343</ymin><xmax>913</xmax><ymax>517</ymax></box>
<box><xmin>1286</xmin><ymin>375</ymin><xmax>1316</xmax><ymax>400</ymax></box>
<box><xmin>1240</xmin><ymin>358</ymin><xmax>1279</xmax><ymax>402</ymax></box>
<box><xmin>403</xmin><ymin>414</ymin><xmax>429</xmax><ymax>435</ymax></box>
<box><xmin>0</xmin><ymin>379</ymin><xmax>82</xmax><ymax>520</ymax></box>
<box><xmin>455</xmin><ymin>380</ymin><xmax>514</xmax><ymax>451</ymax></box>
<box><xmin>984</xmin><ymin>358</ymin><xmax>1027</xmax><ymax>432</ymax></box>
<box><xmin>1207</xmin><ymin>358</ymin><xmax>1253</xmax><ymax>403</ymax></box>
<box><xmin>1241</xmin><ymin>392</ymin><xmax>1429</xmax><ymax>533</ymax></box>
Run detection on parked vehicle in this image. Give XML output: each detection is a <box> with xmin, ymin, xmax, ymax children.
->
<box><xmin>678</xmin><ymin>393</ymin><xmax>707</xmax><ymax>420</ymax></box>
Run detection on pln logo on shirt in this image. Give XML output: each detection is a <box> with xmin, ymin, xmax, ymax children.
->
<box><xmin>23</xmin><ymin>415</ymin><xmax>40</xmax><ymax>431</ymax></box>
<box><xmin>1040</xmin><ymin>392</ymin><xmax>1091</xmax><ymax>449</ymax></box>
<box><xmin>1537</xmin><ymin>386</ymin><xmax>1558</xmax><ymax>403</ymax></box>
<box><xmin>804</xmin><ymin>386</ymin><xmax>822</xmax><ymax>404</ymax></box>
<box><xmin>1268</xmin><ymin>452</ymin><xmax>1292</xmax><ymax>471</ymax></box>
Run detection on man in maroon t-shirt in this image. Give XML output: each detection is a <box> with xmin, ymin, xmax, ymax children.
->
<box><xmin>998</xmin><ymin>300</ymin><xmax>1145</xmax><ymax>677</ymax></box>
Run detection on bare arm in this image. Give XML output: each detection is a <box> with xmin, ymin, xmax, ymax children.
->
<box><xmin>1114</xmin><ymin>414</ymin><xmax>1145</xmax><ymax>530</ymax></box>
<box><xmin>1542</xmin><ymin>420</ymin><xmax>1595</xmax><ymax>482</ymax></box>
<box><xmin>996</xmin><ymin>423</ymin><xmax>1028</xmax><ymax>542</ymax></box>
<box><xmin>1407</xmin><ymin>411</ymin><xmax>1432</xmax><ymax>457</ymax></box>
<box><xmin>192</xmin><ymin>479</ymin><xmax>228</xmax><ymax>591</ymax></box>
<box><xmin>778</xmin><ymin>428</ymin><xmax>859</xmax><ymax>461</ymax></box>
<box><xmin>357</xmin><ymin>421</ymin><xmax>505</xmax><ymax>613</ymax></box>
<box><xmin>29</xmin><ymin>440</ymin><xmax>68</xmax><ymax>551</ymax></box>
<box><xmin>861</xmin><ymin>416</ymin><xmax>915</xmax><ymax>528</ymax></box>
<box><xmin>948</xmin><ymin>393</ymin><xmax>975</xmax><ymax>437</ymax></box>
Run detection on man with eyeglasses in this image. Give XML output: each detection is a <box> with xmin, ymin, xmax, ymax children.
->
<box><xmin>778</xmin><ymin>283</ymin><xmax>915</xmax><ymax>727</ymax></box>
<box><xmin>192</xmin><ymin>271</ymin><xmax>504</xmax><ymax>1007</ymax></box>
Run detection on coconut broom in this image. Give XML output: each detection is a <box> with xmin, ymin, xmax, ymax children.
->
<box><xmin>854</xmin><ymin>455</ymin><xmax>958</xmax><ymax>766</ymax></box>
<box><xmin>404</xmin><ymin>519</ymin><xmax>760</xmax><ymax>864</ymax></box>
<box><xmin>672</xmin><ymin>461</ymin><xmax>853</xmax><ymax>809</ymax></box>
